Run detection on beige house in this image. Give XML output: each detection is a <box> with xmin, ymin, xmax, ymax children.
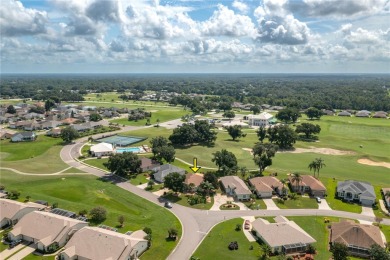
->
<box><xmin>0</xmin><ymin>199</ymin><xmax>45</xmax><ymax>228</ymax></box>
<box><xmin>59</xmin><ymin>227</ymin><xmax>148</xmax><ymax>260</ymax></box>
<box><xmin>8</xmin><ymin>211</ymin><xmax>88</xmax><ymax>253</ymax></box>
<box><xmin>220</xmin><ymin>176</ymin><xmax>251</xmax><ymax>201</ymax></box>
<box><xmin>289</xmin><ymin>175</ymin><xmax>326</xmax><ymax>197</ymax></box>
<box><xmin>251</xmin><ymin>216</ymin><xmax>316</xmax><ymax>254</ymax></box>
<box><xmin>330</xmin><ymin>220</ymin><xmax>386</xmax><ymax>257</ymax></box>
<box><xmin>249</xmin><ymin>176</ymin><xmax>287</xmax><ymax>198</ymax></box>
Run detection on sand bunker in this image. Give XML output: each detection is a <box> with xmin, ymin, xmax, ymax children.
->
<box><xmin>357</xmin><ymin>159</ymin><xmax>390</xmax><ymax>169</ymax></box>
<box><xmin>243</xmin><ymin>147</ymin><xmax>355</xmax><ymax>156</ymax></box>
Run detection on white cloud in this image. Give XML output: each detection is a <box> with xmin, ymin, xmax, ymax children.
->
<box><xmin>232</xmin><ymin>0</ymin><xmax>249</xmax><ymax>14</ymax></box>
<box><xmin>0</xmin><ymin>0</ymin><xmax>48</xmax><ymax>36</ymax></box>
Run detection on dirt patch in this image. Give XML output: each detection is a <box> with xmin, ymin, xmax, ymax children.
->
<box><xmin>242</xmin><ymin>148</ymin><xmax>253</xmax><ymax>155</ymax></box>
<box><xmin>149</xmin><ymin>110</ymin><xmax>158</xmax><ymax>112</ymax></box>
<box><xmin>243</xmin><ymin>147</ymin><xmax>355</xmax><ymax>156</ymax></box>
<box><xmin>357</xmin><ymin>159</ymin><xmax>390</xmax><ymax>169</ymax></box>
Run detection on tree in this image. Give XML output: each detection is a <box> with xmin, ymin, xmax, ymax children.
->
<box><xmin>89</xmin><ymin>206</ymin><xmax>107</xmax><ymax>223</ymax></box>
<box><xmin>305</xmin><ymin>107</ymin><xmax>323</xmax><ymax>120</ymax></box>
<box><xmin>198</xmin><ymin>181</ymin><xmax>214</xmax><ymax>197</ymax></box>
<box><xmin>308</xmin><ymin>158</ymin><xmax>326</xmax><ymax>178</ymax></box>
<box><xmin>212</xmin><ymin>149</ymin><xmax>237</xmax><ymax>175</ymax></box>
<box><xmin>45</xmin><ymin>99</ymin><xmax>56</xmax><ymax>112</ymax></box>
<box><xmin>250</xmin><ymin>106</ymin><xmax>261</xmax><ymax>115</ymax></box>
<box><xmin>203</xmin><ymin>172</ymin><xmax>219</xmax><ymax>189</ymax></box>
<box><xmin>167</xmin><ymin>228</ymin><xmax>178</xmax><ymax>240</ymax></box>
<box><xmin>219</xmin><ymin>102</ymin><xmax>232</xmax><ymax>111</ymax></box>
<box><xmin>257</xmin><ymin>126</ymin><xmax>267</xmax><ymax>143</ymax></box>
<box><xmin>276</xmin><ymin>108</ymin><xmax>301</xmax><ymax>123</ymax></box>
<box><xmin>273</xmin><ymin>125</ymin><xmax>297</xmax><ymax>149</ymax></box>
<box><xmin>103</xmin><ymin>152</ymin><xmax>141</xmax><ymax>177</ymax></box>
<box><xmin>252</xmin><ymin>143</ymin><xmax>278</xmax><ymax>175</ymax></box>
<box><xmin>150</xmin><ymin>136</ymin><xmax>169</xmax><ymax>159</ymax></box>
<box><xmin>89</xmin><ymin>113</ymin><xmax>103</xmax><ymax>122</ymax></box>
<box><xmin>156</xmin><ymin>118</ymin><xmax>160</xmax><ymax>127</ymax></box>
<box><xmin>118</xmin><ymin>215</ymin><xmax>125</xmax><ymax>227</ymax></box>
<box><xmin>164</xmin><ymin>172</ymin><xmax>186</xmax><ymax>193</ymax></box>
<box><xmin>226</xmin><ymin>125</ymin><xmax>246</xmax><ymax>141</ymax></box>
<box><xmin>60</xmin><ymin>126</ymin><xmax>80</xmax><ymax>143</ymax></box>
<box><xmin>369</xmin><ymin>244</ymin><xmax>390</xmax><ymax>260</ymax></box>
<box><xmin>6</xmin><ymin>105</ymin><xmax>16</xmax><ymax>114</ymax></box>
<box><xmin>159</xmin><ymin>145</ymin><xmax>176</xmax><ymax>163</ymax></box>
<box><xmin>291</xmin><ymin>172</ymin><xmax>302</xmax><ymax>193</ymax></box>
<box><xmin>295</xmin><ymin>123</ymin><xmax>321</xmax><ymax>139</ymax></box>
<box><xmin>261</xmin><ymin>243</ymin><xmax>272</xmax><ymax>259</ymax></box>
<box><xmin>169</xmin><ymin>124</ymin><xmax>199</xmax><ymax>145</ymax></box>
<box><xmin>223</xmin><ymin>110</ymin><xmax>235</xmax><ymax>119</ymax></box>
<box><xmin>194</xmin><ymin>120</ymin><xmax>217</xmax><ymax>144</ymax></box>
<box><xmin>330</xmin><ymin>242</ymin><xmax>349</xmax><ymax>260</ymax></box>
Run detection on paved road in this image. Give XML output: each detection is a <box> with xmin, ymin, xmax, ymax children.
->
<box><xmin>59</xmin><ymin>121</ymin><xmax>390</xmax><ymax>260</ymax></box>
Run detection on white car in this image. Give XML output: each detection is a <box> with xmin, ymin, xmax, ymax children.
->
<box><xmin>316</xmin><ymin>197</ymin><xmax>321</xmax><ymax>203</ymax></box>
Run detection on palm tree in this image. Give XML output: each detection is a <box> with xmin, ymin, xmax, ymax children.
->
<box><xmin>308</xmin><ymin>158</ymin><xmax>326</xmax><ymax>178</ymax></box>
<box><xmin>280</xmin><ymin>179</ymin><xmax>288</xmax><ymax>196</ymax></box>
<box><xmin>200</xmin><ymin>181</ymin><xmax>214</xmax><ymax>197</ymax></box>
<box><xmin>261</xmin><ymin>243</ymin><xmax>272</xmax><ymax>259</ymax></box>
<box><xmin>240</xmin><ymin>166</ymin><xmax>247</xmax><ymax>180</ymax></box>
<box><xmin>291</xmin><ymin>172</ymin><xmax>302</xmax><ymax>193</ymax></box>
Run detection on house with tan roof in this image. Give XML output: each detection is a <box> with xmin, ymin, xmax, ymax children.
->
<box><xmin>8</xmin><ymin>211</ymin><xmax>88</xmax><ymax>253</ymax></box>
<box><xmin>184</xmin><ymin>173</ymin><xmax>204</xmax><ymax>192</ymax></box>
<box><xmin>289</xmin><ymin>175</ymin><xmax>326</xmax><ymax>197</ymax></box>
<box><xmin>0</xmin><ymin>199</ymin><xmax>46</xmax><ymax>228</ymax></box>
<box><xmin>251</xmin><ymin>216</ymin><xmax>316</xmax><ymax>254</ymax></box>
<box><xmin>59</xmin><ymin>227</ymin><xmax>148</xmax><ymax>260</ymax></box>
<box><xmin>220</xmin><ymin>176</ymin><xmax>251</xmax><ymax>201</ymax></box>
<box><xmin>330</xmin><ymin>220</ymin><xmax>386</xmax><ymax>257</ymax></box>
<box><xmin>249</xmin><ymin>176</ymin><xmax>287</xmax><ymax>198</ymax></box>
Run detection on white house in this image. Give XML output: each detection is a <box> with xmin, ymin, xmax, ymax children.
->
<box><xmin>251</xmin><ymin>216</ymin><xmax>316</xmax><ymax>254</ymax></box>
<box><xmin>8</xmin><ymin>211</ymin><xmax>88</xmax><ymax>253</ymax></box>
<box><xmin>11</xmin><ymin>132</ymin><xmax>37</xmax><ymax>142</ymax></box>
<box><xmin>220</xmin><ymin>176</ymin><xmax>251</xmax><ymax>201</ymax></box>
<box><xmin>337</xmin><ymin>180</ymin><xmax>376</xmax><ymax>206</ymax></box>
<box><xmin>59</xmin><ymin>227</ymin><xmax>148</xmax><ymax>260</ymax></box>
<box><xmin>247</xmin><ymin>112</ymin><xmax>274</xmax><ymax>127</ymax></box>
<box><xmin>0</xmin><ymin>199</ymin><xmax>45</xmax><ymax>228</ymax></box>
<box><xmin>90</xmin><ymin>142</ymin><xmax>114</xmax><ymax>157</ymax></box>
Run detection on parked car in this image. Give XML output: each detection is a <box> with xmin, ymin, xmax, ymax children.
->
<box><xmin>244</xmin><ymin>220</ymin><xmax>250</xmax><ymax>230</ymax></box>
<box><xmin>316</xmin><ymin>197</ymin><xmax>321</xmax><ymax>203</ymax></box>
<box><xmin>164</xmin><ymin>201</ymin><xmax>173</xmax><ymax>208</ymax></box>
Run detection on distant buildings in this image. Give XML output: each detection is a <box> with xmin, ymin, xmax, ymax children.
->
<box><xmin>247</xmin><ymin>112</ymin><xmax>275</xmax><ymax>127</ymax></box>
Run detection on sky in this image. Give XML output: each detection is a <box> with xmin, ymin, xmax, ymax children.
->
<box><xmin>1</xmin><ymin>0</ymin><xmax>389</xmax><ymax>73</ymax></box>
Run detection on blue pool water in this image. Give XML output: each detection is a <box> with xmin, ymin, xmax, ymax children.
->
<box><xmin>116</xmin><ymin>147</ymin><xmax>141</xmax><ymax>153</ymax></box>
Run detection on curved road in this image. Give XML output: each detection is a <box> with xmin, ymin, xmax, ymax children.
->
<box><xmin>60</xmin><ymin>122</ymin><xmax>390</xmax><ymax>260</ymax></box>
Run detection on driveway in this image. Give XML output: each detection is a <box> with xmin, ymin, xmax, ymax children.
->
<box><xmin>318</xmin><ymin>199</ymin><xmax>332</xmax><ymax>210</ymax></box>
<box><xmin>8</xmin><ymin>244</ymin><xmax>36</xmax><ymax>260</ymax></box>
<box><xmin>263</xmin><ymin>198</ymin><xmax>280</xmax><ymax>210</ymax></box>
<box><xmin>241</xmin><ymin>216</ymin><xmax>256</xmax><ymax>242</ymax></box>
<box><xmin>361</xmin><ymin>206</ymin><xmax>375</xmax><ymax>217</ymax></box>
<box><xmin>0</xmin><ymin>243</ymin><xmax>27</xmax><ymax>260</ymax></box>
<box><xmin>209</xmin><ymin>194</ymin><xmax>249</xmax><ymax>211</ymax></box>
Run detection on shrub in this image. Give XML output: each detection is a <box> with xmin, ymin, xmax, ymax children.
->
<box><xmin>89</xmin><ymin>206</ymin><xmax>107</xmax><ymax>223</ymax></box>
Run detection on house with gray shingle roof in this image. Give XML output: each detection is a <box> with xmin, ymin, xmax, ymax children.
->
<box><xmin>337</xmin><ymin>180</ymin><xmax>376</xmax><ymax>206</ymax></box>
<box><xmin>152</xmin><ymin>164</ymin><xmax>186</xmax><ymax>183</ymax></box>
<box><xmin>11</xmin><ymin>132</ymin><xmax>37</xmax><ymax>142</ymax></box>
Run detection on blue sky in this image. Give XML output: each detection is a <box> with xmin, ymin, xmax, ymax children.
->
<box><xmin>1</xmin><ymin>0</ymin><xmax>389</xmax><ymax>73</ymax></box>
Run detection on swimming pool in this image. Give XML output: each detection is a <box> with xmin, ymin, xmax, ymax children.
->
<box><xmin>116</xmin><ymin>147</ymin><xmax>142</xmax><ymax>153</ymax></box>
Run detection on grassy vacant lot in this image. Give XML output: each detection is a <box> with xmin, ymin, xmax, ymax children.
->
<box><xmin>273</xmin><ymin>197</ymin><xmax>319</xmax><ymax>209</ymax></box>
<box><xmin>0</xmin><ymin>171</ymin><xmax>181</xmax><ymax>260</ymax></box>
<box><xmin>192</xmin><ymin>218</ymin><xmax>261</xmax><ymax>259</ymax></box>
<box><xmin>111</xmin><ymin>109</ymin><xmax>188</xmax><ymax>126</ymax></box>
<box><xmin>0</xmin><ymin>136</ymin><xmax>77</xmax><ymax>174</ymax></box>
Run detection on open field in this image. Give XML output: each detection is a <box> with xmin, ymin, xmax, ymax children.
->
<box><xmin>63</xmin><ymin>100</ymin><xmax>182</xmax><ymax>110</ymax></box>
<box><xmin>0</xmin><ymin>136</ymin><xmax>77</xmax><ymax>174</ymax></box>
<box><xmin>273</xmin><ymin>196</ymin><xmax>319</xmax><ymax>209</ymax></box>
<box><xmin>0</xmin><ymin>170</ymin><xmax>181</xmax><ymax>260</ymax></box>
<box><xmin>110</xmin><ymin>109</ymin><xmax>188</xmax><ymax>126</ymax></box>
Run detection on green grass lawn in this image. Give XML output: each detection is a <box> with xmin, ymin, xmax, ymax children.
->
<box><xmin>192</xmin><ymin>218</ymin><xmax>261</xmax><ymax>260</ymax></box>
<box><xmin>273</xmin><ymin>197</ymin><xmax>319</xmax><ymax>209</ymax></box>
<box><xmin>0</xmin><ymin>241</ymin><xmax>8</xmax><ymax>252</ymax></box>
<box><xmin>322</xmin><ymin>178</ymin><xmax>362</xmax><ymax>213</ymax></box>
<box><xmin>243</xmin><ymin>198</ymin><xmax>267</xmax><ymax>210</ymax></box>
<box><xmin>111</xmin><ymin>109</ymin><xmax>188</xmax><ymax>126</ymax></box>
<box><xmin>0</xmin><ymin>170</ymin><xmax>181</xmax><ymax>260</ymax></box>
<box><xmin>162</xmin><ymin>192</ymin><xmax>214</xmax><ymax>210</ymax></box>
<box><xmin>146</xmin><ymin>183</ymin><xmax>164</xmax><ymax>192</ymax></box>
<box><xmin>22</xmin><ymin>254</ymin><xmax>53</xmax><ymax>260</ymax></box>
<box><xmin>129</xmin><ymin>173</ymin><xmax>150</xmax><ymax>186</ymax></box>
<box><xmin>83</xmin><ymin>158</ymin><xmax>109</xmax><ymax>171</ymax></box>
